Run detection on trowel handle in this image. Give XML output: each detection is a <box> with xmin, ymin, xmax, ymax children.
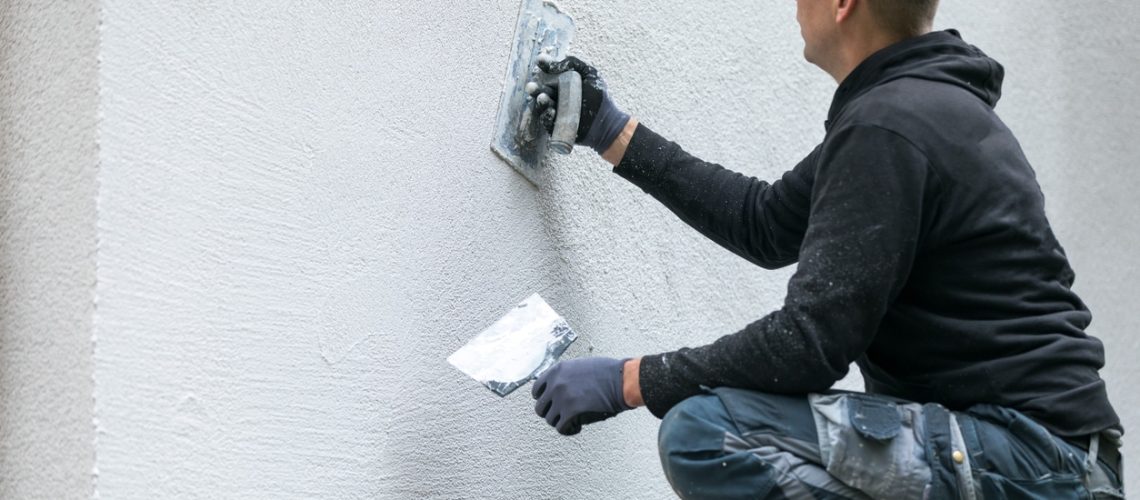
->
<box><xmin>549</xmin><ymin>71</ymin><xmax>582</xmax><ymax>155</ymax></box>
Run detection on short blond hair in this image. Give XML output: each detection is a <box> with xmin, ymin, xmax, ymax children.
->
<box><xmin>868</xmin><ymin>0</ymin><xmax>941</xmax><ymax>37</ymax></box>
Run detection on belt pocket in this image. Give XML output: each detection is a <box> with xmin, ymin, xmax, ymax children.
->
<box><xmin>849</xmin><ymin>395</ymin><xmax>901</xmax><ymax>441</ymax></box>
<box><xmin>810</xmin><ymin>393</ymin><xmax>931</xmax><ymax>499</ymax></box>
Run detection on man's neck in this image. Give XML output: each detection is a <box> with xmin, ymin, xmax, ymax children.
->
<box><xmin>828</xmin><ymin>29</ymin><xmax>929</xmax><ymax>83</ymax></box>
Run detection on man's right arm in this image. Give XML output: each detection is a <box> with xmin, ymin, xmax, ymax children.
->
<box><xmin>534</xmin><ymin>56</ymin><xmax>813</xmax><ymax>268</ymax></box>
<box><xmin>611</xmin><ymin>122</ymin><xmax>818</xmax><ymax>269</ymax></box>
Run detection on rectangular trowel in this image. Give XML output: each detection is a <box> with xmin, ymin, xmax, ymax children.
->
<box><xmin>491</xmin><ymin>0</ymin><xmax>582</xmax><ymax>185</ymax></box>
<box><xmin>448</xmin><ymin>294</ymin><xmax>578</xmax><ymax>396</ymax></box>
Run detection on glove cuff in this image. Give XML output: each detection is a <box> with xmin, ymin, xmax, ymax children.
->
<box><xmin>584</xmin><ymin>95</ymin><xmax>631</xmax><ymax>155</ymax></box>
<box><xmin>615</xmin><ymin>357</ymin><xmax>634</xmax><ymax>411</ymax></box>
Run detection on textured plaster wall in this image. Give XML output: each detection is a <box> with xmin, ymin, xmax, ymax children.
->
<box><xmin>0</xmin><ymin>0</ymin><xmax>1122</xmax><ymax>498</ymax></box>
<box><xmin>91</xmin><ymin>2</ymin><xmax>815</xmax><ymax>497</ymax></box>
<box><xmin>0</xmin><ymin>1</ymin><xmax>99</xmax><ymax>498</ymax></box>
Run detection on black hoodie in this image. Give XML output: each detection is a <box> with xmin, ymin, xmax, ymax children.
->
<box><xmin>615</xmin><ymin>30</ymin><xmax>1120</xmax><ymax>437</ymax></box>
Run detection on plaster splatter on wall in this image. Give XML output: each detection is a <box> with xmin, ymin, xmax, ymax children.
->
<box><xmin>171</xmin><ymin>393</ymin><xmax>215</xmax><ymax>436</ymax></box>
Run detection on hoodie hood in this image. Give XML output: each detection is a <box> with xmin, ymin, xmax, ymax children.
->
<box><xmin>827</xmin><ymin>30</ymin><xmax>1005</xmax><ymax>128</ymax></box>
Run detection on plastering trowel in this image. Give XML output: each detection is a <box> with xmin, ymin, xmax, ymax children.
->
<box><xmin>491</xmin><ymin>0</ymin><xmax>582</xmax><ymax>185</ymax></box>
<box><xmin>448</xmin><ymin>294</ymin><xmax>577</xmax><ymax>396</ymax></box>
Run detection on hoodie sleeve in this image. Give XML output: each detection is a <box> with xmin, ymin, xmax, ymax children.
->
<box><xmin>613</xmin><ymin>124</ymin><xmax>816</xmax><ymax>269</ymax></box>
<box><xmin>636</xmin><ymin>124</ymin><xmax>936</xmax><ymax>418</ymax></box>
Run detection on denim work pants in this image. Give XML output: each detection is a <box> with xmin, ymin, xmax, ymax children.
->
<box><xmin>658</xmin><ymin>388</ymin><xmax>1123</xmax><ymax>499</ymax></box>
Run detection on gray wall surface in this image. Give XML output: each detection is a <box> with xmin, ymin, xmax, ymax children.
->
<box><xmin>0</xmin><ymin>1</ymin><xmax>99</xmax><ymax>498</ymax></box>
<box><xmin>1</xmin><ymin>0</ymin><xmax>1136</xmax><ymax>497</ymax></box>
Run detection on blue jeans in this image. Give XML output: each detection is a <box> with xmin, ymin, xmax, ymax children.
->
<box><xmin>658</xmin><ymin>388</ymin><xmax>1123</xmax><ymax>499</ymax></box>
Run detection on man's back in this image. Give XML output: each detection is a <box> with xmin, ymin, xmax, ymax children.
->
<box><xmin>822</xmin><ymin>30</ymin><xmax>1120</xmax><ymax>437</ymax></box>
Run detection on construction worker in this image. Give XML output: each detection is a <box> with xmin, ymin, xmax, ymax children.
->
<box><xmin>526</xmin><ymin>0</ymin><xmax>1124</xmax><ymax>498</ymax></box>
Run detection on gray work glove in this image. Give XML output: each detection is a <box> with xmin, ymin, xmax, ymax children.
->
<box><xmin>528</xmin><ymin>56</ymin><xmax>631</xmax><ymax>155</ymax></box>
<box><xmin>532</xmin><ymin>357</ymin><xmax>633</xmax><ymax>436</ymax></box>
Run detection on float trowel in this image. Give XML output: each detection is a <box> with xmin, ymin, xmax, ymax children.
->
<box><xmin>490</xmin><ymin>0</ymin><xmax>582</xmax><ymax>185</ymax></box>
<box><xmin>448</xmin><ymin>294</ymin><xmax>577</xmax><ymax>396</ymax></box>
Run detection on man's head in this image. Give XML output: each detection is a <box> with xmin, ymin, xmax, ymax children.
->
<box><xmin>796</xmin><ymin>0</ymin><xmax>940</xmax><ymax>82</ymax></box>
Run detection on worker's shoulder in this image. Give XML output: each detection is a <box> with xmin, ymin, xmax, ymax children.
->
<box><xmin>849</xmin><ymin>77</ymin><xmax>986</xmax><ymax>124</ymax></box>
<box><xmin>837</xmin><ymin>77</ymin><xmax>999</xmax><ymax>156</ymax></box>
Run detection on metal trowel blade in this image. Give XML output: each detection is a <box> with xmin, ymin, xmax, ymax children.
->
<box><xmin>448</xmin><ymin>293</ymin><xmax>577</xmax><ymax>396</ymax></box>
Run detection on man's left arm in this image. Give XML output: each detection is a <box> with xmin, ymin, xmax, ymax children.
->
<box><xmin>633</xmin><ymin>124</ymin><xmax>937</xmax><ymax>416</ymax></box>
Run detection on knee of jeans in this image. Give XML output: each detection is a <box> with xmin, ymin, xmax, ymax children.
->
<box><xmin>659</xmin><ymin>395</ymin><xmax>791</xmax><ymax>499</ymax></box>
<box><xmin>658</xmin><ymin>395</ymin><xmax>737</xmax><ymax>469</ymax></box>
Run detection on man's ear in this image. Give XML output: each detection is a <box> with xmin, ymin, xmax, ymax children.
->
<box><xmin>836</xmin><ymin>0</ymin><xmax>858</xmax><ymax>24</ymax></box>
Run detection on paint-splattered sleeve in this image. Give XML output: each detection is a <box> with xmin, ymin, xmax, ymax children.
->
<box><xmin>629</xmin><ymin>124</ymin><xmax>935</xmax><ymax>418</ymax></box>
<box><xmin>613</xmin><ymin>124</ymin><xmax>816</xmax><ymax>270</ymax></box>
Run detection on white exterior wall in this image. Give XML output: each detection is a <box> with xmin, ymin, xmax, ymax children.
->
<box><xmin>1</xmin><ymin>0</ymin><xmax>1137</xmax><ymax>497</ymax></box>
<box><xmin>0</xmin><ymin>1</ymin><xmax>100</xmax><ymax>498</ymax></box>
